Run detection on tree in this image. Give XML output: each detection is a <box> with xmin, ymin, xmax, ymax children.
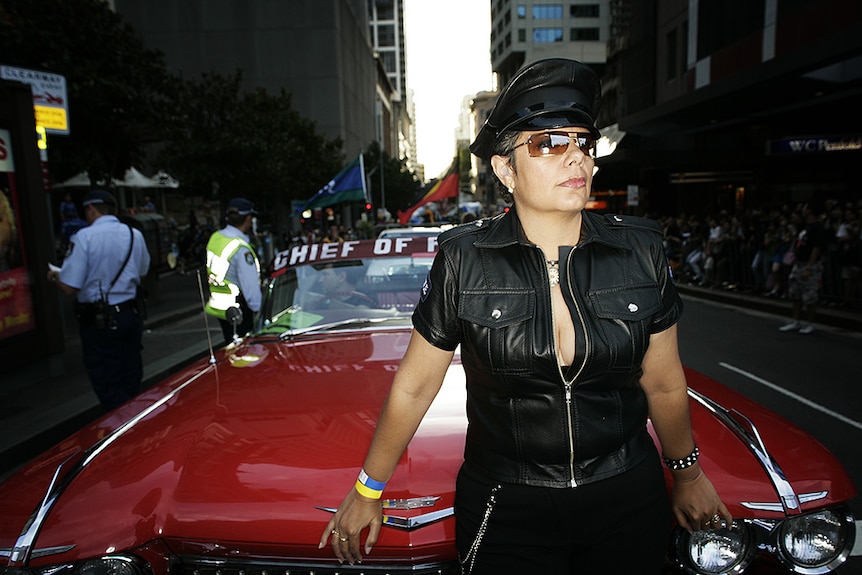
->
<box><xmin>0</xmin><ymin>0</ymin><xmax>175</xmax><ymax>182</ymax></box>
<box><xmin>157</xmin><ymin>70</ymin><xmax>345</xmax><ymax>232</ymax></box>
<box><xmin>362</xmin><ymin>141</ymin><xmax>422</xmax><ymax>219</ymax></box>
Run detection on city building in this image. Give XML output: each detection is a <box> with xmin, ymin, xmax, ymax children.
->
<box><xmin>110</xmin><ymin>0</ymin><xmax>376</xmax><ymax>159</ymax></box>
<box><xmin>470</xmin><ymin>0</ymin><xmax>862</xmax><ymax>216</ymax></box>
<box><xmin>600</xmin><ymin>0</ymin><xmax>862</xmax><ymax>215</ymax></box>
<box><xmin>491</xmin><ymin>0</ymin><xmax>612</xmax><ymax>85</ymax></box>
<box><xmin>367</xmin><ymin>0</ymin><xmax>419</xmax><ymax>177</ymax></box>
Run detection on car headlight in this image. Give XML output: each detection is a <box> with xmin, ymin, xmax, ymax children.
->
<box><xmin>778</xmin><ymin>508</ymin><xmax>855</xmax><ymax>573</ymax></box>
<box><xmin>0</xmin><ymin>555</ymin><xmax>148</xmax><ymax>575</ymax></box>
<box><xmin>672</xmin><ymin>520</ymin><xmax>756</xmax><ymax>575</ymax></box>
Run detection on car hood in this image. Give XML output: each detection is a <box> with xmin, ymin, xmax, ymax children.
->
<box><xmin>0</xmin><ymin>336</ymin><xmax>854</xmax><ymax>566</ymax></box>
<box><xmin>0</xmin><ymin>330</ymin><xmax>465</xmax><ymax>564</ymax></box>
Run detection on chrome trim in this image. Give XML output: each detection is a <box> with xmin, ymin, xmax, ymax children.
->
<box><xmin>382</xmin><ymin>496</ymin><xmax>441</xmax><ymax>509</ymax></box>
<box><xmin>742</xmin><ymin>490</ymin><xmax>828</xmax><ymax>512</ymax></box>
<box><xmin>316</xmin><ymin>505</ymin><xmax>455</xmax><ymax>530</ymax></box>
<box><xmin>687</xmin><ymin>388</ymin><xmax>803</xmax><ymax>514</ymax></box>
<box><xmin>8</xmin><ymin>366</ymin><xmax>216</xmax><ymax>567</ymax></box>
<box><xmin>0</xmin><ymin>545</ymin><xmax>75</xmax><ymax>559</ymax></box>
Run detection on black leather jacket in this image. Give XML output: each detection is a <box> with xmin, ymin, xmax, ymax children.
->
<box><xmin>413</xmin><ymin>207</ymin><xmax>682</xmax><ymax>488</ymax></box>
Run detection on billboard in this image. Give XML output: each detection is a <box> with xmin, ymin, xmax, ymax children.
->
<box><xmin>0</xmin><ymin>128</ymin><xmax>37</xmax><ymax>340</ymax></box>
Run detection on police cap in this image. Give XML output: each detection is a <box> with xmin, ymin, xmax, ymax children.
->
<box><xmin>82</xmin><ymin>189</ymin><xmax>117</xmax><ymax>207</ymax></box>
<box><xmin>470</xmin><ymin>58</ymin><xmax>602</xmax><ymax>162</ymax></box>
<box><xmin>226</xmin><ymin>197</ymin><xmax>258</xmax><ymax>216</ymax></box>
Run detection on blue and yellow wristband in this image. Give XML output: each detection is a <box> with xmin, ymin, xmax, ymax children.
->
<box><xmin>354</xmin><ymin>468</ymin><xmax>386</xmax><ymax>499</ymax></box>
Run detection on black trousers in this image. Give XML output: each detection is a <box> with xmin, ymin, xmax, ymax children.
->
<box><xmin>455</xmin><ymin>454</ymin><xmax>672</xmax><ymax>575</ymax></box>
<box><xmin>79</xmin><ymin>307</ymin><xmax>144</xmax><ymax>411</ymax></box>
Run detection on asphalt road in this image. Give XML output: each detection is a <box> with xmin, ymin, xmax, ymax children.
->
<box><xmin>677</xmin><ymin>295</ymin><xmax>862</xmax><ymax>572</ymax></box>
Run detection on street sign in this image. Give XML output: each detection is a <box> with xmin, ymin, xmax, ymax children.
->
<box><xmin>0</xmin><ymin>65</ymin><xmax>69</xmax><ymax>135</ymax></box>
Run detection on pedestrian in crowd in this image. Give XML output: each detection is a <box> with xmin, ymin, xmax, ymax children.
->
<box><xmin>47</xmin><ymin>190</ymin><xmax>151</xmax><ymax>411</ymax></box>
<box><xmin>59</xmin><ymin>192</ymin><xmax>79</xmax><ymax>222</ymax></box>
<box><xmin>779</xmin><ymin>205</ymin><xmax>828</xmax><ymax>334</ymax></box>
<box><xmin>204</xmin><ymin>197</ymin><xmax>261</xmax><ymax>345</ymax></box>
<box><xmin>141</xmin><ymin>195</ymin><xmax>157</xmax><ymax>213</ymax></box>
<box><xmin>835</xmin><ymin>207</ymin><xmax>861</xmax><ymax>306</ymax></box>
<box><xmin>319</xmin><ymin>58</ymin><xmax>730</xmax><ymax>574</ymax></box>
<box><xmin>323</xmin><ymin>223</ymin><xmax>344</xmax><ymax>243</ymax></box>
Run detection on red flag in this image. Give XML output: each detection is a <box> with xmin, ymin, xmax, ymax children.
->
<box><xmin>398</xmin><ymin>172</ymin><xmax>459</xmax><ymax>225</ymax></box>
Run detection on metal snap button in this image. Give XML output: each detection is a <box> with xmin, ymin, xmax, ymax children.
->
<box><xmin>628</xmin><ymin>303</ymin><xmax>639</xmax><ymax>312</ymax></box>
<box><xmin>491</xmin><ymin>309</ymin><xmax>502</xmax><ymax>319</ymax></box>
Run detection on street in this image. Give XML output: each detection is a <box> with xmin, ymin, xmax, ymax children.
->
<box><xmin>677</xmin><ymin>295</ymin><xmax>862</xmax><ymax>571</ymax></box>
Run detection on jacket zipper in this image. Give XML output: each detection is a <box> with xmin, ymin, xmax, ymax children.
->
<box><xmin>547</xmin><ymin>246</ymin><xmax>589</xmax><ymax>487</ymax></box>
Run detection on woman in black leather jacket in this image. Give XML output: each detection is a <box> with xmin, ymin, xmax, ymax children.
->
<box><xmin>321</xmin><ymin>58</ymin><xmax>730</xmax><ymax>574</ymax></box>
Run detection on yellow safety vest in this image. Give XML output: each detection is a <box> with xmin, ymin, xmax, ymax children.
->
<box><xmin>204</xmin><ymin>231</ymin><xmax>260</xmax><ymax>319</ymax></box>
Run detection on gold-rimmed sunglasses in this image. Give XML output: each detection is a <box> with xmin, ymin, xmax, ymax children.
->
<box><xmin>513</xmin><ymin>131</ymin><xmax>597</xmax><ymax>157</ymax></box>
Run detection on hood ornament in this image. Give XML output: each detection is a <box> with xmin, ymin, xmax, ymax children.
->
<box><xmin>317</xmin><ymin>496</ymin><xmax>454</xmax><ymax>530</ymax></box>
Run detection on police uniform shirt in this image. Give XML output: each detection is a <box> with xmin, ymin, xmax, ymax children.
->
<box><xmin>220</xmin><ymin>224</ymin><xmax>262</xmax><ymax>312</ymax></box>
<box><xmin>60</xmin><ymin>215</ymin><xmax>151</xmax><ymax>304</ymax></box>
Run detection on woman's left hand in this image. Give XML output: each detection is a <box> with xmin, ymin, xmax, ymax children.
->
<box><xmin>670</xmin><ymin>465</ymin><xmax>733</xmax><ymax>532</ymax></box>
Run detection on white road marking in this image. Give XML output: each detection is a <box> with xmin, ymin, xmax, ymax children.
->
<box><xmin>719</xmin><ymin>362</ymin><xmax>862</xmax><ymax>431</ymax></box>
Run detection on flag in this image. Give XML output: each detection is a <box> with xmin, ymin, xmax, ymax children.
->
<box><xmin>296</xmin><ymin>155</ymin><xmax>367</xmax><ymax>213</ymax></box>
<box><xmin>398</xmin><ymin>166</ymin><xmax>459</xmax><ymax>225</ymax></box>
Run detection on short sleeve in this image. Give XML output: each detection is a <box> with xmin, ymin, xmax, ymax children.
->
<box><xmin>59</xmin><ymin>232</ymin><xmax>89</xmax><ymax>289</ymax></box>
<box><xmin>651</xmin><ymin>249</ymin><xmax>683</xmax><ymax>333</ymax></box>
<box><xmin>412</xmin><ymin>248</ymin><xmax>462</xmax><ymax>351</ymax></box>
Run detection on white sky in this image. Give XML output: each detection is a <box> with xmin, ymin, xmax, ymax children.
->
<box><xmin>403</xmin><ymin>0</ymin><xmax>494</xmax><ymax>180</ymax></box>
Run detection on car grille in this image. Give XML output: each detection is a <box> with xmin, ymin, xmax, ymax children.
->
<box><xmin>180</xmin><ymin>558</ymin><xmax>461</xmax><ymax>575</ymax></box>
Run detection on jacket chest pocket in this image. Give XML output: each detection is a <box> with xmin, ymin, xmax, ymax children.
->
<box><xmin>458</xmin><ymin>290</ymin><xmax>536</xmax><ymax>375</ymax></box>
<box><xmin>587</xmin><ymin>284</ymin><xmax>662</xmax><ymax>372</ymax></box>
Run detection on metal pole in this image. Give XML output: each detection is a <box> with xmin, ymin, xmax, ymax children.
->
<box><xmin>379</xmin><ymin>152</ymin><xmax>385</xmax><ymax>220</ymax></box>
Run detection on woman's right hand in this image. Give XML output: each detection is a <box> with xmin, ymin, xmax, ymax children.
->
<box><xmin>318</xmin><ymin>487</ymin><xmax>384</xmax><ymax>565</ymax></box>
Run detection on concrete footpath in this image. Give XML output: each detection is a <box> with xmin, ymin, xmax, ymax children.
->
<box><xmin>2</xmin><ymin>275</ymin><xmax>861</xmax><ymax>479</ymax></box>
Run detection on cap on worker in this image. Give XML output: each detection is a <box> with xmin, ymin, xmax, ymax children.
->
<box><xmin>82</xmin><ymin>189</ymin><xmax>117</xmax><ymax>207</ymax></box>
<box><xmin>226</xmin><ymin>197</ymin><xmax>258</xmax><ymax>216</ymax></box>
<box><xmin>470</xmin><ymin>58</ymin><xmax>602</xmax><ymax>162</ymax></box>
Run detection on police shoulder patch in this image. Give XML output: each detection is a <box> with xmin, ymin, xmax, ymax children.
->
<box><xmin>245</xmin><ymin>252</ymin><xmax>255</xmax><ymax>266</ymax></box>
<box><xmin>65</xmin><ymin>242</ymin><xmax>75</xmax><ymax>258</ymax></box>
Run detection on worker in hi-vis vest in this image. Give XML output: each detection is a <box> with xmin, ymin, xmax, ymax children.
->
<box><xmin>205</xmin><ymin>197</ymin><xmax>261</xmax><ymax>344</ymax></box>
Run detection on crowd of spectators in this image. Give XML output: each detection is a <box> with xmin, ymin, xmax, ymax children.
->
<box><xmin>655</xmin><ymin>199</ymin><xmax>862</xmax><ymax>309</ymax></box>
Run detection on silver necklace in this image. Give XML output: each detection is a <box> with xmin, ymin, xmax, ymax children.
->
<box><xmin>547</xmin><ymin>260</ymin><xmax>560</xmax><ymax>287</ymax></box>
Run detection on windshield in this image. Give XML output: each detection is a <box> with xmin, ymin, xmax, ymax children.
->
<box><xmin>256</xmin><ymin>239</ymin><xmax>438</xmax><ymax>336</ymax></box>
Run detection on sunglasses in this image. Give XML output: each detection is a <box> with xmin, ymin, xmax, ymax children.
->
<box><xmin>513</xmin><ymin>131</ymin><xmax>597</xmax><ymax>157</ymax></box>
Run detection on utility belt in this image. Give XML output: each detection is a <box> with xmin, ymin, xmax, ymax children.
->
<box><xmin>74</xmin><ymin>298</ymin><xmax>139</xmax><ymax>330</ymax></box>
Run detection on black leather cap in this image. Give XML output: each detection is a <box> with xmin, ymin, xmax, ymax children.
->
<box><xmin>470</xmin><ymin>58</ymin><xmax>601</xmax><ymax>161</ymax></box>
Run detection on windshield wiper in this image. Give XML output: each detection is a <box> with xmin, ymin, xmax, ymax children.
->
<box><xmin>278</xmin><ymin>316</ymin><xmax>404</xmax><ymax>340</ymax></box>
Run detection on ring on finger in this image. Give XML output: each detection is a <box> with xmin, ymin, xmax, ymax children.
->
<box><xmin>339</xmin><ymin>536</ymin><xmax>349</xmax><ymax>542</ymax></box>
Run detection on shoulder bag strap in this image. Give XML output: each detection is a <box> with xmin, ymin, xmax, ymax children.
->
<box><xmin>105</xmin><ymin>225</ymin><xmax>135</xmax><ymax>298</ymax></box>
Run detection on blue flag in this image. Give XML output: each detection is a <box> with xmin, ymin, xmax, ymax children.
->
<box><xmin>296</xmin><ymin>156</ymin><xmax>367</xmax><ymax>213</ymax></box>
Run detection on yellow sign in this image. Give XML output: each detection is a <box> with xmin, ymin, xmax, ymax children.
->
<box><xmin>34</xmin><ymin>105</ymin><xmax>68</xmax><ymax>132</ymax></box>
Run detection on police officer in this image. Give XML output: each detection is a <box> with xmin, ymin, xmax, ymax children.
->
<box><xmin>205</xmin><ymin>197</ymin><xmax>261</xmax><ymax>344</ymax></box>
<box><xmin>48</xmin><ymin>189</ymin><xmax>151</xmax><ymax>411</ymax></box>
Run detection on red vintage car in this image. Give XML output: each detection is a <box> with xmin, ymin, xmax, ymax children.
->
<box><xmin>0</xmin><ymin>237</ymin><xmax>856</xmax><ymax>575</ymax></box>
